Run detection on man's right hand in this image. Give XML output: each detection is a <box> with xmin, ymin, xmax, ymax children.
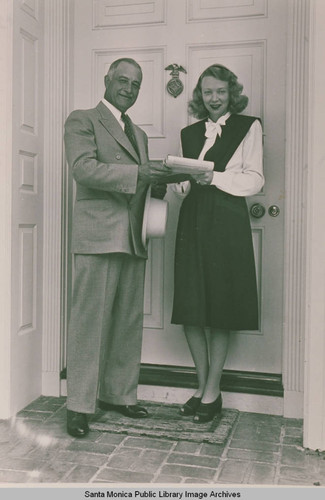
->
<box><xmin>138</xmin><ymin>161</ymin><xmax>172</xmax><ymax>184</ymax></box>
<box><xmin>138</xmin><ymin>162</ymin><xmax>193</xmax><ymax>185</ymax></box>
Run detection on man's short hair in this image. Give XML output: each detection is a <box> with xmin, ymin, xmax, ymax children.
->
<box><xmin>106</xmin><ymin>58</ymin><xmax>142</xmax><ymax>81</ymax></box>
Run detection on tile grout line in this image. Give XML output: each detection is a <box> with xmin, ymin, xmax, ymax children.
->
<box><xmin>88</xmin><ymin>432</ymin><xmax>179</xmax><ymax>483</ymax></box>
<box><xmin>151</xmin><ymin>439</ymin><xmax>182</xmax><ymax>483</ymax></box>
<box><xmin>212</xmin><ymin>412</ymin><xmax>283</xmax><ymax>485</ymax></box>
<box><xmin>7</xmin><ymin>402</ymin><xmax>72</xmax><ymax>483</ymax></box>
<box><xmin>213</xmin><ymin>407</ymin><xmax>241</xmax><ymax>482</ymax></box>
<box><xmin>273</xmin><ymin>423</ymin><xmax>286</xmax><ymax>485</ymax></box>
<box><xmin>86</xmin><ymin>401</ymin><xmax>236</xmax><ymax>484</ymax></box>
<box><xmin>89</xmin><ymin>434</ymin><xmax>135</xmax><ymax>483</ymax></box>
<box><xmin>43</xmin><ymin>402</ymin><xmax>122</xmax><ymax>483</ymax></box>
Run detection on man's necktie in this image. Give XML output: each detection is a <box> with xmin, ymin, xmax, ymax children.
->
<box><xmin>121</xmin><ymin>113</ymin><xmax>139</xmax><ymax>157</ymax></box>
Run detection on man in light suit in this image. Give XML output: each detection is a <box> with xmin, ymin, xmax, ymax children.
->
<box><xmin>64</xmin><ymin>58</ymin><xmax>168</xmax><ymax>437</ymax></box>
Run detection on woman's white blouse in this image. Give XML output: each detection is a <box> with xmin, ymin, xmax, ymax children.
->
<box><xmin>171</xmin><ymin>116</ymin><xmax>265</xmax><ymax>198</ymax></box>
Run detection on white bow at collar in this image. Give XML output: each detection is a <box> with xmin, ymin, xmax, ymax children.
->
<box><xmin>205</xmin><ymin>113</ymin><xmax>230</xmax><ymax>139</ymax></box>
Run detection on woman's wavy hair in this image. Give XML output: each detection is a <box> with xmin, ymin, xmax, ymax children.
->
<box><xmin>188</xmin><ymin>64</ymin><xmax>248</xmax><ymax>119</ymax></box>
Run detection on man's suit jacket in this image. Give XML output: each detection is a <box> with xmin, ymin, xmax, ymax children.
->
<box><xmin>64</xmin><ymin>101</ymin><xmax>149</xmax><ymax>258</ymax></box>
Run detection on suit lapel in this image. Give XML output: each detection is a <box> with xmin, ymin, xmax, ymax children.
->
<box><xmin>96</xmin><ymin>102</ymin><xmax>140</xmax><ymax>163</ymax></box>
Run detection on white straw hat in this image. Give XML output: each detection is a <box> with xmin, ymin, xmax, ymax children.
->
<box><xmin>142</xmin><ymin>186</ymin><xmax>168</xmax><ymax>247</ymax></box>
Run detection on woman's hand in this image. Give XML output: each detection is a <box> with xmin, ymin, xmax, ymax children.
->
<box><xmin>192</xmin><ymin>171</ymin><xmax>213</xmax><ymax>186</ymax></box>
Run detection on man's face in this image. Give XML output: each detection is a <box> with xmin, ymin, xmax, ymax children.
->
<box><xmin>104</xmin><ymin>62</ymin><xmax>142</xmax><ymax>112</ymax></box>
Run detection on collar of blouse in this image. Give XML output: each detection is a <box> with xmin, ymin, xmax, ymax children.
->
<box><xmin>205</xmin><ymin>112</ymin><xmax>231</xmax><ymax>139</ymax></box>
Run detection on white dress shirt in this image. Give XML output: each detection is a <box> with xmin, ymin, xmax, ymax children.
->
<box><xmin>101</xmin><ymin>98</ymin><xmax>125</xmax><ymax>130</ymax></box>
<box><xmin>171</xmin><ymin>114</ymin><xmax>264</xmax><ymax>198</ymax></box>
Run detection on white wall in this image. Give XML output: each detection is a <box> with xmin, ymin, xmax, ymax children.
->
<box><xmin>303</xmin><ymin>0</ymin><xmax>325</xmax><ymax>451</ymax></box>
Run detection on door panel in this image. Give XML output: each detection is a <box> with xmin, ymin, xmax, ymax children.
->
<box><xmin>71</xmin><ymin>0</ymin><xmax>286</xmax><ymax>376</ymax></box>
<box><xmin>94</xmin><ymin>47</ymin><xmax>166</xmax><ymax>139</ymax></box>
<box><xmin>93</xmin><ymin>0</ymin><xmax>166</xmax><ymax>28</ymax></box>
<box><xmin>187</xmin><ymin>0</ymin><xmax>267</xmax><ymax>21</ymax></box>
<box><xmin>187</xmin><ymin>42</ymin><xmax>265</xmax><ymax>119</ymax></box>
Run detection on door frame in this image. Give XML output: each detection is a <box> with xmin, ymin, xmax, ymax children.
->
<box><xmin>41</xmin><ymin>0</ymin><xmax>73</xmax><ymax>397</ymax></box>
<box><xmin>0</xmin><ymin>0</ymin><xmax>13</xmax><ymax>419</ymax></box>
<box><xmin>0</xmin><ymin>0</ymin><xmax>321</xmax><ymax>445</ymax></box>
<box><xmin>303</xmin><ymin>0</ymin><xmax>325</xmax><ymax>450</ymax></box>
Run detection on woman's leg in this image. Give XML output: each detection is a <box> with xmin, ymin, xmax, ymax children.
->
<box><xmin>201</xmin><ymin>328</ymin><xmax>230</xmax><ymax>404</ymax></box>
<box><xmin>184</xmin><ymin>325</ymin><xmax>209</xmax><ymax>398</ymax></box>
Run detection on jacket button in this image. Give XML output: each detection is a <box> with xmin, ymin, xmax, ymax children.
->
<box><xmin>116</xmin><ymin>154</ymin><xmax>121</xmax><ymax>160</ymax></box>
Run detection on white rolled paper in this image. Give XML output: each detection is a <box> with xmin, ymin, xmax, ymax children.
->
<box><xmin>165</xmin><ymin>155</ymin><xmax>214</xmax><ymax>173</ymax></box>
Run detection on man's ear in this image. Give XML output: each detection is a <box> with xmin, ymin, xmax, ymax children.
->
<box><xmin>104</xmin><ymin>74</ymin><xmax>110</xmax><ymax>87</ymax></box>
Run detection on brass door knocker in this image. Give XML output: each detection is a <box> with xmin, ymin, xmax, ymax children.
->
<box><xmin>165</xmin><ymin>64</ymin><xmax>187</xmax><ymax>98</ymax></box>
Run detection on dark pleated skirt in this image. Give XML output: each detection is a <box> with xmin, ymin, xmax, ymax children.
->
<box><xmin>171</xmin><ymin>184</ymin><xmax>259</xmax><ymax>330</ymax></box>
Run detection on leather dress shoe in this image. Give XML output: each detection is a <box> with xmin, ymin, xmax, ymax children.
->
<box><xmin>98</xmin><ymin>400</ymin><xmax>149</xmax><ymax>418</ymax></box>
<box><xmin>67</xmin><ymin>409</ymin><xmax>89</xmax><ymax>438</ymax></box>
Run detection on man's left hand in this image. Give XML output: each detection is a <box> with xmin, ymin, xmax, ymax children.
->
<box><xmin>151</xmin><ymin>183</ymin><xmax>167</xmax><ymax>199</ymax></box>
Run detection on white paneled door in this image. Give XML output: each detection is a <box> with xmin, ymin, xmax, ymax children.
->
<box><xmin>10</xmin><ymin>0</ymin><xmax>44</xmax><ymax>412</ymax></box>
<box><xmin>70</xmin><ymin>0</ymin><xmax>286</xmax><ymax>375</ymax></box>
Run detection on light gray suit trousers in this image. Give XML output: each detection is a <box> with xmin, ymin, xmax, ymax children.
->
<box><xmin>67</xmin><ymin>253</ymin><xmax>145</xmax><ymax>413</ymax></box>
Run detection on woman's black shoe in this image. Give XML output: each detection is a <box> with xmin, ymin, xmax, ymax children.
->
<box><xmin>179</xmin><ymin>396</ymin><xmax>202</xmax><ymax>416</ymax></box>
<box><xmin>193</xmin><ymin>394</ymin><xmax>222</xmax><ymax>423</ymax></box>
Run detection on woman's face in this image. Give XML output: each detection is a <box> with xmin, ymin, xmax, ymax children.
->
<box><xmin>201</xmin><ymin>76</ymin><xmax>230</xmax><ymax>121</ymax></box>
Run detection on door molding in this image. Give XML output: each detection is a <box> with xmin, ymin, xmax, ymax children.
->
<box><xmin>42</xmin><ymin>0</ymin><xmax>72</xmax><ymax>395</ymax></box>
<box><xmin>282</xmin><ymin>0</ymin><xmax>310</xmax><ymax>418</ymax></box>
<box><xmin>0</xmin><ymin>0</ymin><xmax>13</xmax><ymax>419</ymax></box>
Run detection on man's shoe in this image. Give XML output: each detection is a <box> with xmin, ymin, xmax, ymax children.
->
<box><xmin>98</xmin><ymin>401</ymin><xmax>149</xmax><ymax>418</ymax></box>
<box><xmin>67</xmin><ymin>409</ymin><xmax>89</xmax><ymax>438</ymax></box>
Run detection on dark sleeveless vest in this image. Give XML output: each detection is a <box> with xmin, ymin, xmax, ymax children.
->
<box><xmin>181</xmin><ymin>114</ymin><xmax>259</xmax><ymax>172</ymax></box>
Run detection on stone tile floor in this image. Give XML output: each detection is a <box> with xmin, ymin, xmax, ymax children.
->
<box><xmin>0</xmin><ymin>396</ymin><xmax>324</xmax><ymax>485</ymax></box>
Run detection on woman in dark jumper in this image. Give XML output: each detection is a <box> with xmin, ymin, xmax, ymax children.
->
<box><xmin>171</xmin><ymin>64</ymin><xmax>264</xmax><ymax>423</ymax></box>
